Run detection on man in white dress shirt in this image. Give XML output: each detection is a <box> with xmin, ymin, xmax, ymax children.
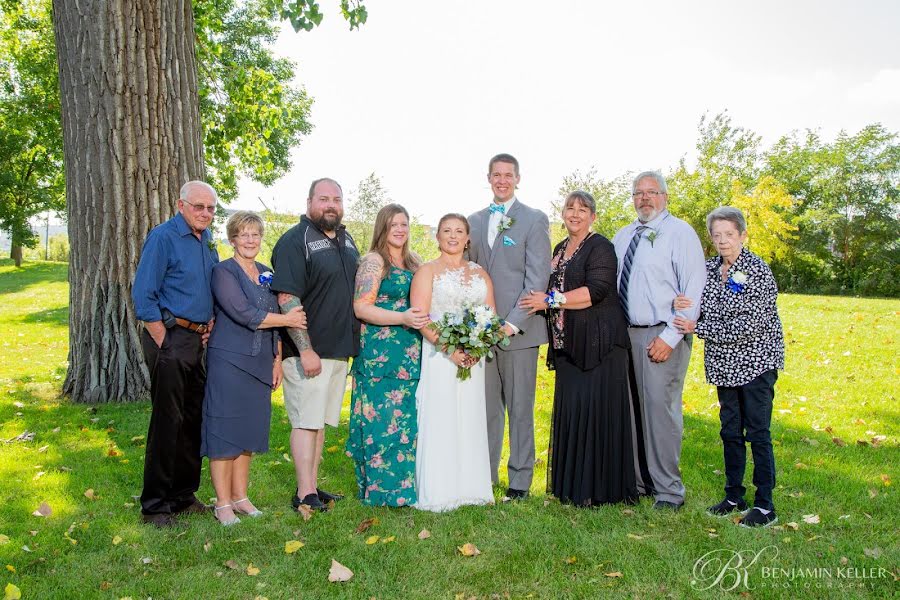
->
<box><xmin>613</xmin><ymin>170</ymin><xmax>706</xmax><ymax>510</ymax></box>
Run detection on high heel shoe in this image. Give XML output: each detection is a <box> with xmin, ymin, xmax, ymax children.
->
<box><xmin>213</xmin><ymin>504</ymin><xmax>241</xmax><ymax>526</ymax></box>
<box><xmin>231</xmin><ymin>498</ymin><xmax>263</xmax><ymax>517</ymax></box>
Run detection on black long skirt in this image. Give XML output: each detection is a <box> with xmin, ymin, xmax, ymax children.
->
<box><xmin>548</xmin><ymin>346</ymin><xmax>638</xmax><ymax>506</ymax></box>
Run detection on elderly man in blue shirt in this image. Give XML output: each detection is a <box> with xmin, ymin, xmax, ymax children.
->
<box><xmin>132</xmin><ymin>180</ymin><xmax>219</xmax><ymax>527</ymax></box>
<box><xmin>613</xmin><ymin>171</ymin><xmax>706</xmax><ymax>511</ymax></box>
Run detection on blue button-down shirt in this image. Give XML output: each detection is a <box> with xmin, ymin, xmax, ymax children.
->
<box><xmin>612</xmin><ymin>210</ymin><xmax>707</xmax><ymax>349</ymax></box>
<box><xmin>132</xmin><ymin>212</ymin><xmax>219</xmax><ymax>323</ymax></box>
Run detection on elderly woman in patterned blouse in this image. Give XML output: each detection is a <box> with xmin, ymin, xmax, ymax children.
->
<box><xmin>673</xmin><ymin>206</ymin><xmax>785</xmax><ymax>528</ymax></box>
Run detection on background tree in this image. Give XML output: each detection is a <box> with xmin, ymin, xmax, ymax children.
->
<box><xmin>53</xmin><ymin>0</ymin><xmax>366</xmax><ymax>403</ymax></box>
<box><xmin>555</xmin><ymin>169</ymin><xmax>634</xmax><ymax>244</ymax></box>
<box><xmin>729</xmin><ymin>176</ymin><xmax>798</xmax><ymax>263</ymax></box>
<box><xmin>345</xmin><ymin>172</ymin><xmax>390</xmax><ymax>252</ymax></box>
<box><xmin>0</xmin><ymin>0</ymin><xmax>63</xmax><ymax>267</ymax></box>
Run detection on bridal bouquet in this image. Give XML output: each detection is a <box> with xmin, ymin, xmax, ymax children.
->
<box><xmin>429</xmin><ymin>303</ymin><xmax>510</xmax><ymax>381</ymax></box>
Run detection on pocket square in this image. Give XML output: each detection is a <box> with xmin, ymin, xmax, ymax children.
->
<box><xmin>503</xmin><ymin>236</ymin><xmax>516</xmax><ymax>247</ymax></box>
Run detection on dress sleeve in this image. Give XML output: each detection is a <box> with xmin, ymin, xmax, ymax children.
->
<box><xmin>211</xmin><ymin>265</ymin><xmax>268</xmax><ymax>331</ymax></box>
<box><xmin>582</xmin><ymin>238</ymin><xmax>618</xmax><ymax>305</ymax></box>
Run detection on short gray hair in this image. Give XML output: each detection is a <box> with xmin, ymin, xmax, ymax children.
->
<box><xmin>563</xmin><ymin>190</ymin><xmax>596</xmax><ymax>215</ymax></box>
<box><xmin>632</xmin><ymin>171</ymin><xmax>668</xmax><ymax>194</ymax></box>
<box><xmin>706</xmin><ymin>206</ymin><xmax>747</xmax><ymax>235</ymax></box>
<box><xmin>180</xmin><ymin>180</ymin><xmax>218</xmax><ymax>202</ymax></box>
<box><xmin>226</xmin><ymin>210</ymin><xmax>264</xmax><ymax>240</ymax></box>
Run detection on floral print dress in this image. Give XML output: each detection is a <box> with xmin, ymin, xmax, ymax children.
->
<box><xmin>346</xmin><ymin>267</ymin><xmax>422</xmax><ymax>506</ymax></box>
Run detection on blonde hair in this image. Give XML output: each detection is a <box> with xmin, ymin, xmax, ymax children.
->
<box><xmin>225</xmin><ymin>210</ymin><xmax>264</xmax><ymax>240</ymax></box>
<box><xmin>370</xmin><ymin>204</ymin><xmax>421</xmax><ymax>277</ymax></box>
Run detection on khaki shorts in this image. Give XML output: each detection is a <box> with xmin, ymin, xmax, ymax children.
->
<box><xmin>282</xmin><ymin>357</ymin><xmax>349</xmax><ymax>429</ymax></box>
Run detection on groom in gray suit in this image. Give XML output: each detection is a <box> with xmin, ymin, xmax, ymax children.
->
<box><xmin>468</xmin><ymin>154</ymin><xmax>551</xmax><ymax>498</ymax></box>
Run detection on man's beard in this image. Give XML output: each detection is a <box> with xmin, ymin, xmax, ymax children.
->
<box><xmin>311</xmin><ymin>211</ymin><xmax>342</xmax><ymax>231</ymax></box>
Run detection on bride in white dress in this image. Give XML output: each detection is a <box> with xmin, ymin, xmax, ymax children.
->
<box><xmin>410</xmin><ymin>213</ymin><xmax>495</xmax><ymax>512</ymax></box>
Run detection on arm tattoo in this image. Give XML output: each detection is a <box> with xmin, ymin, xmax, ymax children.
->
<box><xmin>278</xmin><ymin>293</ymin><xmax>312</xmax><ymax>352</ymax></box>
<box><xmin>354</xmin><ymin>255</ymin><xmax>383</xmax><ymax>304</ymax></box>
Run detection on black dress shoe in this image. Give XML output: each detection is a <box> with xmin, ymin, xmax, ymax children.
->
<box><xmin>173</xmin><ymin>499</ymin><xmax>212</xmax><ymax>516</ymax></box>
<box><xmin>317</xmin><ymin>488</ymin><xmax>344</xmax><ymax>503</ymax></box>
<box><xmin>652</xmin><ymin>500</ymin><xmax>684</xmax><ymax>511</ymax></box>
<box><xmin>506</xmin><ymin>488</ymin><xmax>529</xmax><ymax>500</ymax></box>
<box><xmin>297</xmin><ymin>493</ymin><xmax>328</xmax><ymax>512</ymax></box>
<box><xmin>141</xmin><ymin>513</ymin><xmax>178</xmax><ymax>528</ymax></box>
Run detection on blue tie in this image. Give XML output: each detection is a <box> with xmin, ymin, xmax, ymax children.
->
<box><xmin>489</xmin><ymin>203</ymin><xmax>506</xmax><ymax>215</ymax></box>
<box><xmin>618</xmin><ymin>225</ymin><xmax>647</xmax><ymax>321</ymax></box>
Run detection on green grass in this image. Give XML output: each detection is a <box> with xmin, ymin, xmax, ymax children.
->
<box><xmin>0</xmin><ymin>258</ymin><xmax>897</xmax><ymax>599</ymax></box>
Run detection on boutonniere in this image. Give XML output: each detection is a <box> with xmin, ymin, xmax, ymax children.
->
<box><xmin>258</xmin><ymin>271</ymin><xmax>274</xmax><ymax>286</ymax></box>
<box><xmin>726</xmin><ymin>271</ymin><xmax>748</xmax><ymax>293</ymax></box>
<box><xmin>498</xmin><ymin>215</ymin><xmax>514</xmax><ymax>233</ymax></box>
<box><xmin>207</xmin><ymin>239</ymin><xmax>216</xmax><ymax>251</ymax></box>
<box><xmin>647</xmin><ymin>230</ymin><xmax>659</xmax><ymax>247</ymax></box>
<box><xmin>502</xmin><ymin>235</ymin><xmax>516</xmax><ymax>247</ymax></box>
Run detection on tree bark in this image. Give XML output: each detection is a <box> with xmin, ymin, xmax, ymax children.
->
<box><xmin>10</xmin><ymin>244</ymin><xmax>22</xmax><ymax>268</ymax></box>
<box><xmin>53</xmin><ymin>0</ymin><xmax>205</xmax><ymax>402</ymax></box>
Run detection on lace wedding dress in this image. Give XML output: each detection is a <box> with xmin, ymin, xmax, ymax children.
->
<box><xmin>414</xmin><ymin>264</ymin><xmax>495</xmax><ymax>512</ymax></box>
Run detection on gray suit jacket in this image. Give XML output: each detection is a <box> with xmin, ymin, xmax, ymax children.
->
<box><xmin>468</xmin><ymin>200</ymin><xmax>551</xmax><ymax>350</ymax></box>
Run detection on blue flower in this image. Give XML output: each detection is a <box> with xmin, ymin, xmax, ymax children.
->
<box><xmin>725</xmin><ymin>276</ymin><xmax>745</xmax><ymax>293</ymax></box>
<box><xmin>259</xmin><ymin>271</ymin><xmax>274</xmax><ymax>286</ymax></box>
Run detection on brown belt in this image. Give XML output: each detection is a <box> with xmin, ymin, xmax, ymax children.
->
<box><xmin>174</xmin><ymin>318</ymin><xmax>209</xmax><ymax>334</ymax></box>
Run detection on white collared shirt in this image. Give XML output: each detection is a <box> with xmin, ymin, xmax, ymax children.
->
<box><xmin>488</xmin><ymin>197</ymin><xmax>517</xmax><ymax>249</ymax></box>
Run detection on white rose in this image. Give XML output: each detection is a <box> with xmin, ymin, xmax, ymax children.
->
<box><xmin>732</xmin><ymin>271</ymin><xmax>748</xmax><ymax>284</ymax></box>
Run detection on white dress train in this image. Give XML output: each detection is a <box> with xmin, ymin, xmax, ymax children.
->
<box><xmin>414</xmin><ymin>265</ymin><xmax>494</xmax><ymax>512</ymax></box>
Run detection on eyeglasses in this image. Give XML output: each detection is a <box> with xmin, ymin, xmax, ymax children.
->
<box><xmin>632</xmin><ymin>190</ymin><xmax>664</xmax><ymax>199</ymax></box>
<box><xmin>236</xmin><ymin>233</ymin><xmax>262</xmax><ymax>241</ymax></box>
<box><xmin>184</xmin><ymin>200</ymin><xmax>217</xmax><ymax>213</ymax></box>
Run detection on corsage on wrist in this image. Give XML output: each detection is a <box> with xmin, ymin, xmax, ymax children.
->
<box><xmin>545</xmin><ymin>289</ymin><xmax>567</xmax><ymax>309</ymax></box>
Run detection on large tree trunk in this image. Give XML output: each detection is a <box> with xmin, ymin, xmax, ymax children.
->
<box><xmin>53</xmin><ymin>0</ymin><xmax>205</xmax><ymax>403</ymax></box>
<box><xmin>10</xmin><ymin>244</ymin><xmax>22</xmax><ymax>268</ymax></box>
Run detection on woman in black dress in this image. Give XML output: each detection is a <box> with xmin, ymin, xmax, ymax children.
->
<box><xmin>203</xmin><ymin>211</ymin><xmax>307</xmax><ymax>526</ymax></box>
<box><xmin>520</xmin><ymin>191</ymin><xmax>637</xmax><ymax>506</ymax></box>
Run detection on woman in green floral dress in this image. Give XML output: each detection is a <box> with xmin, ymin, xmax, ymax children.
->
<box><xmin>347</xmin><ymin>204</ymin><xmax>430</xmax><ymax>506</ymax></box>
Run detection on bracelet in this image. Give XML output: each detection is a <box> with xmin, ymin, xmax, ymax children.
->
<box><xmin>545</xmin><ymin>289</ymin><xmax>567</xmax><ymax>309</ymax></box>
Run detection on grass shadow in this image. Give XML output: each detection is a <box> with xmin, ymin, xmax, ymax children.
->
<box><xmin>0</xmin><ymin>258</ymin><xmax>68</xmax><ymax>295</ymax></box>
<box><xmin>20</xmin><ymin>306</ymin><xmax>69</xmax><ymax>327</ymax></box>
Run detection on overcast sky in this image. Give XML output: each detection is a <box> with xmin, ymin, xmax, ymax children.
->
<box><xmin>233</xmin><ymin>0</ymin><xmax>900</xmax><ymax>225</ymax></box>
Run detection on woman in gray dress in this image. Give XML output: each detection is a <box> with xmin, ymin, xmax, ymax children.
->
<box><xmin>202</xmin><ymin>211</ymin><xmax>307</xmax><ymax>526</ymax></box>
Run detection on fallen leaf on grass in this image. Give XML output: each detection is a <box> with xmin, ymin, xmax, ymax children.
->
<box><xmin>140</xmin><ymin>557</ymin><xmax>152</xmax><ymax>565</ymax></box>
<box><xmin>203</xmin><ymin>541</ymin><xmax>211</xmax><ymax>552</ymax></box>
<box><xmin>838</xmin><ymin>514</ymin><xmax>850</xmax><ymax>520</ymax></box>
<box><xmin>621</xmin><ymin>509</ymin><xmax>634</xmax><ymax>516</ymax></box>
<box><xmin>51</xmin><ymin>427</ymin><xmax>60</xmax><ymax>433</ymax></box>
<box><xmin>285</xmin><ymin>540</ymin><xmax>304</xmax><ymax>554</ymax></box>
<box><xmin>282</xmin><ymin>453</ymin><xmax>292</xmax><ymax>462</ymax></box>
<box><xmin>832</xmin><ymin>437</ymin><xmax>846</xmax><ymax>447</ymax></box>
<box><xmin>788</xmin><ymin>491</ymin><xmax>804</xmax><ymax>498</ymax></box>
<box><xmin>794</xmin><ymin>462</ymin><xmax>808</xmax><ymax>470</ymax></box>
<box><xmin>112</xmin><ymin>536</ymin><xmax>122</xmax><ymax>545</ymax></box>
<box><xmin>355</xmin><ymin>517</ymin><xmax>379</xmax><ymax>534</ymax></box>
<box><xmin>246</xmin><ymin>564</ymin><xmax>260</xmax><ymax>576</ymax></box>
<box><xmin>565</xmin><ymin>556</ymin><xmax>577</xmax><ymax>564</ymax></box>
<box><xmin>381</xmin><ymin>536</ymin><xmax>396</xmax><ymax>544</ymax></box>
<box><xmin>37</xmin><ymin>445</ymin><xmax>49</xmax><ymax>453</ymax></box>
<box><xmin>457</xmin><ymin>543</ymin><xmax>481</xmax><ymax>557</ymax></box>
<box><xmin>626</xmin><ymin>534</ymin><xmax>645</xmax><ymax>540</ymax></box>
<box><xmin>418</xmin><ymin>529</ymin><xmax>431</xmax><ymax>540</ymax></box>
<box><xmin>868</xmin><ymin>488</ymin><xmax>878</xmax><ymax>499</ymax></box>
<box><xmin>326</xmin><ymin>445</ymin><xmax>340</xmax><ymax>454</ymax></box>
<box><xmin>802</xmin><ymin>514</ymin><xmax>820</xmax><ymax>524</ymax></box>
<box><xmin>785</xmin><ymin>522</ymin><xmax>799</xmax><ymax>530</ymax></box>
<box><xmin>864</xmin><ymin>548</ymin><xmax>882</xmax><ymax>559</ymax></box>
<box><xmin>6</xmin><ymin>565</ymin><xmax>14</xmax><ymax>573</ymax></box>
<box><xmin>365</xmin><ymin>535</ymin><xmax>380</xmax><ymax>545</ymax></box>
<box><xmin>84</xmin><ymin>489</ymin><xmax>98</xmax><ymax>501</ymax></box>
<box><xmin>4</xmin><ymin>583</ymin><xmax>22</xmax><ymax>600</ymax></box>
<box><xmin>856</xmin><ymin>440</ymin><xmax>869</xmax><ymax>447</ymax></box>
<box><xmin>32</xmin><ymin>471</ymin><xmax>45</xmax><ymax>481</ymax></box>
<box><xmin>328</xmin><ymin>559</ymin><xmax>353</xmax><ymax>582</ymax></box>
<box><xmin>130</xmin><ymin>435</ymin><xmax>145</xmax><ymax>444</ymax></box>
<box><xmin>107</xmin><ymin>446</ymin><xmax>124</xmax><ymax>457</ymax></box>
<box><xmin>297</xmin><ymin>505</ymin><xmax>313</xmax><ymax>521</ymax></box>
<box><xmin>224</xmin><ymin>560</ymin><xmax>240</xmax><ymax>570</ymax></box>
<box><xmin>32</xmin><ymin>502</ymin><xmax>52</xmax><ymax>517</ymax></box>
<box><xmin>604</xmin><ymin>572</ymin><xmax>623</xmax><ymax>578</ymax></box>
<box><xmin>0</xmin><ymin>535</ymin><xmax>8</xmax><ymax>545</ymax></box>
<box><xmin>801</xmin><ymin>437</ymin><xmax>819</xmax><ymax>447</ymax></box>
<box><xmin>840</xmin><ymin>557</ymin><xmax>849</xmax><ymax>565</ymax></box>
<box><xmin>880</xmin><ymin>474</ymin><xmax>891</xmax><ymax>486</ymax></box>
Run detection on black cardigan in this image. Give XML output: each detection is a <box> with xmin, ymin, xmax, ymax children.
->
<box><xmin>545</xmin><ymin>234</ymin><xmax>631</xmax><ymax>371</ymax></box>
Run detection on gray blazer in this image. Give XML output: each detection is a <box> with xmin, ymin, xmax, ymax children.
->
<box><xmin>468</xmin><ymin>200</ymin><xmax>551</xmax><ymax>350</ymax></box>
